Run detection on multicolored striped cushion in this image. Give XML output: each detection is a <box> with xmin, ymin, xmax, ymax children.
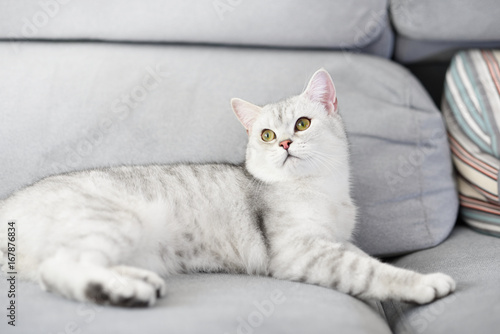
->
<box><xmin>443</xmin><ymin>49</ymin><xmax>500</xmax><ymax>237</ymax></box>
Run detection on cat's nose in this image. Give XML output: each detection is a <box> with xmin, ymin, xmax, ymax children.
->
<box><xmin>279</xmin><ymin>139</ymin><xmax>293</xmax><ymax>150</ymax></box>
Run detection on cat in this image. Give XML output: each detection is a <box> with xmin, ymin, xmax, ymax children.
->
<box><xmin>0</xmin><ymin>69</ymin><xmax>455</xmax><ymax>307</ymax></box>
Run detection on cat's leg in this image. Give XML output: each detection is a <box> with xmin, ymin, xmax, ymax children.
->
<box><xmin>344</xmin><ymin>242</ymin><xmax>371</xmax><ymax>257</ymax></box>
<box><xmin>39</xmin><ymin>250</ymin><xmax>166</xmax><ymax>307</ymax></box>
<box><xmin>269</xmin><ymin>239</ymin><xmax>455</xmax><ymax>304</ymax></box>
<box><xmin>343</xmin><ymin>242</ymin><xmax>455</xmax><ymax>302</ymax></box>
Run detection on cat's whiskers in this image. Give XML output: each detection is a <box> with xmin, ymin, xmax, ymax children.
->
<box><xmin>309</xmin><ymin>150</ymin><xmax>342</xmax><ymax>172</ymax></box>
<box><xmin>303</xmin><ymin>154</ymin><xmax>323</xmax><ymax>172</ymax></box>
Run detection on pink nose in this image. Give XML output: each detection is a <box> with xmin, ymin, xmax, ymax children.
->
<box><xmin>279</xmin><ymin>139</ymin><xmax>293</xmax><ymax>150</ymax></box>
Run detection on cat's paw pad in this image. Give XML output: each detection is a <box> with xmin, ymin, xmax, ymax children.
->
<box><xmin>410</xmin><ymin>273</ymin><xmax>456</xmax><ymax>304</ymax></box>
<box><xmin>85</xmin><ymin>277</ymin><xmax>157</xmax><ymax>307</ymax></box>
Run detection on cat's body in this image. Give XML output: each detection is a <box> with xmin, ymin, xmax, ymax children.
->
<box><xmin>1</xmin><ymin>164</ymin><xmax>269</xmax><ymax>279</ymax></box>
<box><xmin>0</xmin><ymin>69</ymin><xmax>455</xmax><ymax>307</ymax></box>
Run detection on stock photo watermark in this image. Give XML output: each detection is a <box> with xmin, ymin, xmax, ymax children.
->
<box><xmin>224</xmin><ymin>288</ymin><xmax>286</xmax><ymax>334</ymax></box>
<box><xmin>383</xmin><ymin>128</ymin><xmax>446</xmax><ymax>192</ymax></box>
<box><xmin>43</xmin><ymin>270</ymin><xmax>137</xmax><ymax>334</ymax></box>
<box><xmin>43</xmin><ymin>62</ymin><xmax>169</xmax><ymax>176</ymax></box>
<box><xmin>390</xmin><ymin>0</ymin><xmax>415</xmax><ymax>25</ymax></box>
<box><xmin>41</xmin><ymin>302</ymin><xmax>104</xmax><ymax>334</ymax></box>
<box><xmin>340</xmin><ymin>8</ymin><xmax>386</xmax><ymax>61</ymax></box>
<box><xmin>407</xmin><ymin>294</ymin><xmax>457</xmax><ymax>333</ymax></box>
<box><xmin>213</xmin><ymin>0</ymin><xmax>244</xmax><ymax>21</ymax></box>
<box><xmin>8</xmin><ymin>0</ymin><xmax>75</xmax><ymax>53</ymax></box>
<box><xmin>5</xmin><ymin>222</ymin><xmax>17</xmax><ymax>327</ymax></box>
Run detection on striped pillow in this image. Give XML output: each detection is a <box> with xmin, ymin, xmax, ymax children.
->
<box><xmin>443</xmin><ymin>49</ymin><xmax>500</xmax><ymax>237</ymax></box>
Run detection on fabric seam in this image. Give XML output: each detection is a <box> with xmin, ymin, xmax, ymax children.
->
<box><xmin>410</xmin><ymin>76</ymin><xmax>433</xmax><ymax>244</ymax></box>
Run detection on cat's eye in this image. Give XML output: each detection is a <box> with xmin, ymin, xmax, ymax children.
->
<box><xmin>295</xmin><ymin>117</ymin><xmax>311</xmax><ymax>131</ymax></box>
<box><xmin>261</xmin><ymin>129</ymin><xmax>276</xmax><ymax>142</ymax></box>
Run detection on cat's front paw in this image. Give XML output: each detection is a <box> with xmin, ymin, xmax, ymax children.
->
<box><xmin>112</xmin><ymin>265</ymin><xmax>167</xmax><ymax>299</ymax></box>
<box><xmin>84</xmin><ymin>267</ymin><xmax>167</xmax><ymax>307</ymax></box>
<box><xmin>407</xmin><ymin>273</ymin><xmax>456</xmax><ymax>305</ymax></box>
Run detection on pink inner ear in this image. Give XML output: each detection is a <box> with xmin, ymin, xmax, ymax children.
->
<box><xmin>231</xmin><ymin>98</ymin><xmax>261</xmax><ymax>132</ymax></box>
<box><xmin>304</xmin><ymin>70</ymin><xmax>337</xmax><ymax>114</ymax></box>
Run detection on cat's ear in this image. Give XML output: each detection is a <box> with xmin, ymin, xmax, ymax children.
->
<box><xmin>231</xmin><ymin>98</ymin><xmax>262</xmax><ymax>134</ymax></box>
<box><xmin>302</xmin><ymin>68</ymin><xmax>338</xmax><ymax>114</ymax></box>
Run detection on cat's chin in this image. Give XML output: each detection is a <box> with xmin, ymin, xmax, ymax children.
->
<box><xmin>282</xmin><ymin>153</ymin><xmax>300</xmax><ymax>166</ymax></box>
<box><xmin>246</xmin><ymin>160</ymin><xmax>320</xmax><ymax>184</ymax></box>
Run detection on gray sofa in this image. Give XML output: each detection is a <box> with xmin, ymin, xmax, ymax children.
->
<box><xmin>1</xmin><ymin>1</ymin><xmax>499</xmax><ymax>333</ymax></box>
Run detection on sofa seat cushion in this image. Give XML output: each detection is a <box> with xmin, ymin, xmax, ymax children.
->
<box><xmin>0</xmin><ymin>0</ymin><xmax>393</xmax><ymax>57</ymax></box>
<box><xmin>443</xmin><ymin>50</ymin><xmax>500</xmax><ymax>236</ymax></box>
<box><xmin>0</xmin><ymin>273</ymin><xmax>391</xmax><ymax>334</ymax></box>
<box><xmin>390</xmin><ymin>0</ymin><xmax>500</xmax><ymax>63</ymax></box>
<box><xmin>0</xmin><ymin>42</ymin><xmax>457</xmax><ymax>256</ymax></box>
<box><xmin>383</xmin><ymin>225</ymin><xmax>500</xmax><ymax>333</ymax></box>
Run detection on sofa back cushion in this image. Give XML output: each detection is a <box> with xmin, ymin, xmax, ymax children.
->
<box><xmin>391</xmin><ymin>0</ymin><xmax>500</xmax><ymax>42</ymax></box>
<box><xmin>0</xmin><ymin>0</ymin><xmax>393</xmax><ymax>57</ymax></box>
<box><xmin>0</xmin><ymin>42</ymin><xmax>458</xmax><ymax>256</ymax></box>
<box><xmin>391</xmin><ymin>0</ymin><xmax>500</xmax><ymax>63</ymax></box>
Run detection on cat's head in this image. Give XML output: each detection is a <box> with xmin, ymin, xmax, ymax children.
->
<box><xmin>231</xmin><ymin>69</ymin><xmax>349</xmax><ymax>183</ymax></box>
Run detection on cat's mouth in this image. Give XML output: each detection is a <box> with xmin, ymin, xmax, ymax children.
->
<box><xmin>283</xmin><ymin>153</ymin><xmax>299</xmax><ymax>166</ymax></box>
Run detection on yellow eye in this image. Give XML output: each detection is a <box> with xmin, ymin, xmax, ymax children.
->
<box><xmin>261</xmin><ymin>129</ymin><xmax>276</xmax><ymax>142</ymax></box>
<box><xmin>295</xmin><ymin>117</ymin><xmax>311</xmax><ymax>131</ymax></box>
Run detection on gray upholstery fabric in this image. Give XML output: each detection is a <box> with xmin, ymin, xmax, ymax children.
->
<box><xmin>394</xmin><ymin>36</ymin><xmax>500</xmax><ymax>64</ymax></box>
<box><xmin>0</xmin><ymin>273</ymin><xmax>391</xmax><ymax>334</ymax></box>
<box><xmin>391</xmin><ymin>0</ymin><xmax>500</xmax><ymax>41</ymax></box>
<box><xmin>0</xmin><ymin>0</ymin><xmax>393</xmax><ymax>57</ymax></box>
<box><xmin>0</xmin><ymin>42</ymin><xmax>457</xmax><ymax>256</ymax></box>
<box><xmin>383</xmin><ymin>224</ymin><xmax>500</xmax><ymax>334</ymax></box>
<box><xmin>362</xmin><ymin>21</ymin><xmax>394</xmax><ymax>59</ymax></box>
<box><xmin>390</xmin><ymin>0</ymin><xmax>500</xmax><ymax>63</ymax></box>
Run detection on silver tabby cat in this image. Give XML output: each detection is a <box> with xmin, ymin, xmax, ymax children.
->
<box><xmin>0</xmin><ymin>69</ymin><xmax>455</xmax><ymax>307</ymax></box>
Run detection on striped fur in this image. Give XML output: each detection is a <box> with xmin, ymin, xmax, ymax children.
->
<box><xmin>0</xmin><ymin>69</ymin><xmax>455</xmax><ymax>307</ymax></box>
